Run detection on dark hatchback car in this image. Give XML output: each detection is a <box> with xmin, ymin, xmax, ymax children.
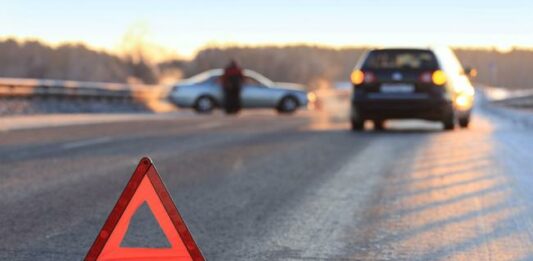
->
<box><xmin>350</xmin><ymin>47</ymin><xmax>475</xmax><ymax>131</ymax></box>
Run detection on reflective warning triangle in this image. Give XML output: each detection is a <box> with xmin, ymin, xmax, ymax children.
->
<box><xmin>85</xmin><ymin>157</ymin><xmax>205</xmax><ymax>261</ymax></box>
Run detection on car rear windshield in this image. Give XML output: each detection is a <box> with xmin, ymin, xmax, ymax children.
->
<box><xmin>362</xmin><ymin>50</ymin><xmax>439</xmax><ymax>70</ymax></box>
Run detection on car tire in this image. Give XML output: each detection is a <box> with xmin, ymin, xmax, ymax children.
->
<box><xmin>351</xmin><ymin>117</ymin><xmax>364</xmax><ymax>131</ymax></box>
<box><xmin>373</xmin><ymin>120</ymin><xmax>385</xmax><ymax>131</ymax></box>
<box><xmin>194</xmin><ymin>96</ymin><xmax>216</xmax><ymax>113</ymax></box>
<box><xmin>442</xmin><ymin>111</ymin><xmax>455</xmax><ymax>131</ymax></box>
<box><xmin>458</xmin><ymin>115</ymin><xmax>470</xmax><ymax>128</ymax></box>
<box><xmin>277</xmin><ymin>96</ymin><xmax>299</xmax><ymax>114</ymax></box>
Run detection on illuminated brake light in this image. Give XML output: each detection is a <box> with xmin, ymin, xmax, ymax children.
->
<box><xmin>469</xmin><ymin>68</ymin><xmax>478</xmax><ymax>78</ymax></box>
<box><xmin>432</xmin><ymin>70</ymin><xmax>447</xmax><ymax>85</ymax></box>
<box><xmin>307</xmin><ymin>92</ymin><xmax>317</xmax><ymax>103</ymax></box>
<box><xmin>351</xmin><ymin>70</ymin><xmax>365</xmax><ymax>85</ymax></box>
<box><xmin>351</xmin><ymin>70</ymin><xmax>376</xmax><ymax>86</ymax></box>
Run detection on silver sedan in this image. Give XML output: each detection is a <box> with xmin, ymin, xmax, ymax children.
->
<box><xmin>169</xmin><ymin>69</ymin><xmax>309</xmax><ymax>113</ymax></box>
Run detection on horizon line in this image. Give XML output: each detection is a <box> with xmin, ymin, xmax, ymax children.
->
<box><xmin>2</xmin><ymin>35</ymin><xmax>531</xmax><ymax>61</ymax></box>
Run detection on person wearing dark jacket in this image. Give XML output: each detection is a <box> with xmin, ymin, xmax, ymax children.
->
<box><xmin>221</xmin><ymin>60</ymin><xmax>244</xmax><ymax>114</ymax></box>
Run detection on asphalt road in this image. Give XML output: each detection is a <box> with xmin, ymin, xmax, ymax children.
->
<box><xmin>1</xmin><ymin>106</ymin><xmax>532</xmax><ymax>260</ymax></box>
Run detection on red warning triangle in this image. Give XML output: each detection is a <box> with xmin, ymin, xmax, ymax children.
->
<box><xmin>85</xmin><ymin>157</ymin><xmax>205</xmax><ymax>261</ymax></box>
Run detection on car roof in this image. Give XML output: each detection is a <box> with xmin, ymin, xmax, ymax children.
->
<box><xmin>370</xmin><ymin>47</ymin><xmax>433</xmax><ymax>52</ymax></box>
<box><xmin>370</xmin><ymin>45</ymin><xmax>454</xmax><ymax>53</ymax></box>
<box><xmin>179</xmin><ymin>68</ymin><xmax>274</xmax><ymax>86</ymax></box>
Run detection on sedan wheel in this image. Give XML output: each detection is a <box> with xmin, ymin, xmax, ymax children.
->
<box><xmin>194</xmin><ymin>96</ymin><xmax>215</xmax><ymax>113</ymax></box>
<box><xmin>278</xmin><ymin>96</ymin><xmax>298</xmax><ymax>113</ymax></box>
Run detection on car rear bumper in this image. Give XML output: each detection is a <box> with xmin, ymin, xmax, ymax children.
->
<box><xmin>351</xmin><ymin>94</ymin><xmax>453</xmax><ymax>121</ymax></box>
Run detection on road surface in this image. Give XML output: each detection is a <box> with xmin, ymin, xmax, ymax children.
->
<box><xmin>0</xmin><ymin>106</ymin><xmax>532</xmax><ymax>260</ymax></box>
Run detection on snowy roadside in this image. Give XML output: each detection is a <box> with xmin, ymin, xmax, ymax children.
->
<box><xmin>477</xmin><ymin>86</ymin><xmax>533</xmax><ymax>128</ymax></box>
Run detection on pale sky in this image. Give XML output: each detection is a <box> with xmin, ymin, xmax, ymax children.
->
<box><xmin>1</xmin><ymin>0</ymin><xmax>532</xmax><ymax>58</ymax></box>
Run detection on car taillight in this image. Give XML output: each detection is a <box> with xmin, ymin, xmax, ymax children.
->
<box><xmin>419</xmin><ymin>70</ymin><xmax>447</xmax><ymax>85</ymax></box>
<box><xmin>351</xmin><ymin>70</ymin><xmax>376</xmax><ymax>85</ymax></box>
<box><xmin>432</xmin><ymin>70</ymin><xmax>447</xmax><ymax>85</ymax></box>
<box><xmin>364</xmin><ymin>71</ymin><xmax>376</xmax><ymax>83</ymax></box>
<box><xmin>419</xmin><ymin>72</ymin><xmax>432</xmax><ymax>83</ymax></box>
<box><xmin>351</xmin><ymin>70</ymin><xmax>365</xmax><ymax>85</ymax></box>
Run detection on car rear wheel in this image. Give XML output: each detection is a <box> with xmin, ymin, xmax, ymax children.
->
<box><xmin>458</xmin><ymin>115</ymin><xmax>470</xmax><ymax>128</ymax></box>
<box><xmin>194</xmin><ymin>96</ymin><xmax>216</xmax><ymax>113</ymax></box>
<box><xmin>442</xmin><ymin>112</ymin><xmax>455</xmax><ymax>130</ymax></box>
<box><xmin>373</xmin><ymin>120</ymin><xmax>385</xmax><ymax>131</ymax></box>
<box><xmin>277</xmin><ymin>96</ymin><xmax>299</xmax><ymax>114</ymax></box>
<box><xmin>351</xmin><ymin>117</ymin><xmax>364</xmax><ymax>131</ymax></box>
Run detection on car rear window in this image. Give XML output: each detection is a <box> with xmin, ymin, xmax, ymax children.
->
<box><xmin>362</xmin><ymin>50</ymin><xmax>438</xmax><ymax>70</ymax></box>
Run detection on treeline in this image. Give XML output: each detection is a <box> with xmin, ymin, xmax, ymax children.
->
<box><xmin>181</xmin><ymin>46</ymin><xmax>367</xmax><ymax>88</ymax></box>
<box><xmin>454</xmin><ymin>48</ymin><xmax>533</xmax><ymax>89</ymax></box>
<box><xmin>1</xmin><ymin>39</ymin><xmax>533</xmax><ymax>89</ymax></box>
<box><xmin>183</xmin><ymin>45</ymin><xmax>533</xmax><ymax>89</ymax></box>
<box><xmin>0</xmin><ymin>39</ymin><xmax>158</xmax><ymax>84</ymax></box>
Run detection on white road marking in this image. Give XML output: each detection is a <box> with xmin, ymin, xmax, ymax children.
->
<box><xmin>62</xmin><ymin>137</ymin><xmax>112</xmax><ymax>149</ymax></box>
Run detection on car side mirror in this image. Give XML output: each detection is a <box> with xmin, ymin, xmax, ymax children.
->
<box><xmin>463</xmin><ymin>67</ymin><xmax>477</xmax><ymax>78</ymax></box>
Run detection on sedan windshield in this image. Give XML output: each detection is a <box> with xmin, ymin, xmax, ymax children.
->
<box><xmin>180</xmin><ymin>69</ymin><xmax>223</xmax><ymax>85</ymax></box>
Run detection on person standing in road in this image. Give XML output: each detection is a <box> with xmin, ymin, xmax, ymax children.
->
<box><xmin>221</xmin><ymin>60</ymin><xmax>244</xmax><ymax>114</ymax></box>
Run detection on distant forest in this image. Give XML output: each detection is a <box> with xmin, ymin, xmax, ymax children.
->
<box><xmin>184</xmin><ymin>46</ymin><xmax>533</xmax><ymax>89</ymax></box>
<box><xmin>1</xmin><ymin>39</ymin><xmax>532</xmax><ymax>89</ymax></box>
<box><xmin>0</xmin><ymin>39</ymin><xmax>158</xmax><ymax>84</ymax></box>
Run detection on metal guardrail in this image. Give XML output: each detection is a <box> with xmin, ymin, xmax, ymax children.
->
<box><xmin>495</xmin><ymin>95</ymin><xmax>533</xmax><ymax>108</ymax></box>
<box><xmin>0</xmin><ymin>77</ymin><xmax>168</xmax><ymax>102</ymax></box>
<box><xmin>482</xmin><ymin>86</ymin><xmax>533</xmax><ymax>109</ymax></box>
